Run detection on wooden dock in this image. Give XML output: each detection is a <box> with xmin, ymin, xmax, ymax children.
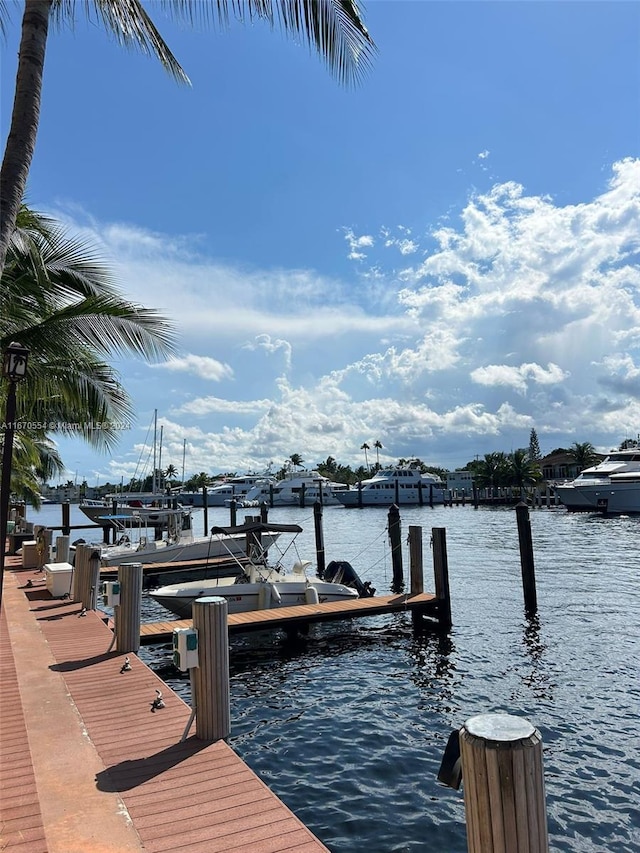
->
<box><xmin>140</xmin><ymin>592</ymin><xmax>439</xmax><ymax>643</ymax></box>
<box><xmin>1</xmin><ymin>559</ymin><xmax>330</xmax><ymax>852</ymax></box>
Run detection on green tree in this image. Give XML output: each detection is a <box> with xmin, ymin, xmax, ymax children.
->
<box><xmin>373</xmin><ymin>439</ymin><xmax>382</xmax><ymax>470</ymax></box>
<box><xmin>289</xmin><ymin>453</ymin><xmax>304</xmax><ymax>470</ymax></box>
<box><xmin>1</xmin><ymin>205</ymin><xmax>176</xmax><ymax>451</ymax></box>
<box><xmin>360</xmin><ymin>442</ymin><xmax>370</xmax><ymax>471</ymax></box>
<box><xmin>509</xmin><ymin>448</ymin><xmax>541</xmax><ymax>492</ymax></box>
<box><xmin>568</xmin><ymin>441</ymin><xmax>598</xmax><ymax>473</ymax></box>
<box><xmin>164</xmin><ymin>463</ymin><xmax>178</xmax><ymax>484</ymax></box>
<box><xmin>0</xmin><ymin>1</ymin><xmax>375</xmax><ymax>278</ymax></box>
<box><xmin>528</xmin><ymin>428</ymin><xmax>541</xmax><ymax>461</ymax></box>
<box><xmin>473</xmin><ymin>452</ymin><xmax>511</xmax><ymax>489</ymax></box>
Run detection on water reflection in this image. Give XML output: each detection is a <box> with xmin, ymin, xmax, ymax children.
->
<box><xmin>518</xmin><ymin>612</ymin><xmax>556</xmax><ymax>700</ymax></box>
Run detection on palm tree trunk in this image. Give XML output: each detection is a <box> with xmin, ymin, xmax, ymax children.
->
<box><xmin>0</xmin><ymin>0</ymin><xmax>52</xmax><ymax>278</ymax></box>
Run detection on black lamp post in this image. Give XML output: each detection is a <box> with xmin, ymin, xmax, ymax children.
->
<box><xmin>0</xmin><ymin>341</ymin><xmax>29</xmax><ymax>611</ymax></box>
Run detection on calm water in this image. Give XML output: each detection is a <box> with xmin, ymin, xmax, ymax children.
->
<box><xmin>32</xmin><ymin>502</ymin><xmax>640</xmax><ymax>852</ymax></box>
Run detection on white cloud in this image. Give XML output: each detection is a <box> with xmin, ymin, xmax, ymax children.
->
<box><xmin>49</xmin><ymin>159</ymin><xmax>640</xmax><ymax>476</ymax></box>
<box><xmin>159</xmin><ymin>354</ymin><xmax>233</xmax><ymax>381</ymax></box>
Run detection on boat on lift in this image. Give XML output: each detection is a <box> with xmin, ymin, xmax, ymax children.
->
<box><xmin>149</xmin><ymin>522</ymin><xmax>371</xmax><ymax>618</ymax></box>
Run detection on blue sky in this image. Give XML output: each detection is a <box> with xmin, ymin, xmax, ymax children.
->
<box><xmin>2</xmin><ymin>1</ymin><xmax>640</xmax><ymax>485</ymax></box>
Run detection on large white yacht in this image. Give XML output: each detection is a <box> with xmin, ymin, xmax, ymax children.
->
<box><xmin>241</xmin><ymin>470</ymin><xmax>348</xmax><ymax>507</ymax></box>
<box><xmin>336</xmin><ymin>465</ymin><xmax>446</xmax><ymax>507</ymax></box>
<box><xmin>554</xmin><ymin>448</ymin><xmax>640</xmax><ymax>512</ymax></box>
<box><xmin>178</xmin><ymin>472</ymin><xmax>276</xmax><ymax>507</ymax></box>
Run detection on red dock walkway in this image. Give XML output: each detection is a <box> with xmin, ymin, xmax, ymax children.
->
<box><xmin>0</xmin><ymin>559</ymin><xmax>329</xmax><ymax>852</ymax></box>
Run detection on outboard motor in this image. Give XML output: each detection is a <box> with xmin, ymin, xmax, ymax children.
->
<box><xmin>323</xmin><ymin>560</ymin><xmax>375</xmax><ymax>597</ymax></box>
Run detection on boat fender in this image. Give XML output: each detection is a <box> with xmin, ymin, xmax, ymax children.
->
<box><xmin>258</xmin><ymin>584</ymin><xmax>272</xmax><ymax>610</ymax></box>
<box><xmin>305</xmin><ymin>586</ymin><xmax>320</xmax><ymax>605</ymax></box>
<box><xmin>271</xmin><ymin>583</ymin><xmax>282</xmax><ymax>605</ymax></box>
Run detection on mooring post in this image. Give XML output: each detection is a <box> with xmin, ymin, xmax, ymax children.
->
<box><xmin>516</xmin><ymin>502</ymin><xmax>537</xmax><ymax>612</ymax></box>
<box><xmin>357</xmin><ymin>480</ymin><xmax>363</xmax><ymax>507</ymax></box>
<box><xmin>299</xmin><ymin>482</ymin><xmax>306</xmax><ymax>508</ymax></box>
<box><xmin>313</xmin><ymin>501</ymin><xmax>326</xmax><ymax>578</ymax></box>
<box><xmin>192</xmin><ymin>596</ymin><xmax>230</xmax><ymax>742</ymax></box>
<box><xmin>202</xmin><ymin>486</ymin><xmax>208</xmax><ymax>536</ymax></box>
<box><xmin>55</xmin><ymin>534</ymin><xmax>70</xmax><ymax>563</ymax></box>
<box><xmin>459</xmin><ymin>713</ymin><xmax>549</xmax><ymax>853</ymax></box>
<box><xmin>409</xmin><ymin>525</ymin><xmax>423</xmax><ymax>595</ymax></box>
<box><xmin>472</xmin><ymin>483</ymin><xmax>479</xmax><ymax>509</ymax></box>
<box><xmin>115</xmin><ymin>562</ymin><xmax>142</xmax><ymax>653</ymax></box>
<box><xmin>260</xmin><ymin>502</ymin><xmax>268</xmax><ymax>523</ymax></box>
<box><xmin>83</xmin><ymin>549</ymin><xmax>101</xmax><ymax>611</ymax></box>
<box><xmin>269</xmin><ymin>482</ymin><xmax>274</xmax><ymax>507</ymax></box>
<box><xmin>388</xmin><ymin>504</ymin><xmax>403</xmax><ymax>591</ymax></box>
<box><xmin>72</xmin><ymin>543</ymin><xmax>90</xmax><ymax>603</ymax></box>
<box><xmin>431</xmin><ymin>527</ymin><xmax>452</xmax><ymax>631</ymax></box>
<box><xmin>61</xmin><ymin>501</ymin><xmax>71</xmax><ymax>536</ymax></box>
<box><xmin>228</xmin><ymin>499</ymin><xmax>237</xmax><ymax>525</ymax></box>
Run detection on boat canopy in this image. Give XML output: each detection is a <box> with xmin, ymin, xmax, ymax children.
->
<box><xmin>210</xmin><ymin>521</ymin><xmax>303</xmax><ymax>536</ymax></box>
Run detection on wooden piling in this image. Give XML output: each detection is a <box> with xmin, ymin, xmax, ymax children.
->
<box><xmin>55</xmin><ymin>534</ymin><xmax>70</xmax><ymax>563</ymax></box>
<box><xmin>73</xmin><ymin>543</ymin><xmax>100</xmax><ymax>608</ymax></box>
<box><xmin>515</xmin><ymin>503</ymin><xmax>537</xmax><ymax>612</ymax></box>
<box><xmin>299</xmin><ymin>482</ymin><xmax>306</xmax><ymax>508</ymax></box>
<box><xmin>192</xmin><ymin>596</ymin><xmax>231</xmax><ymax>742</ymax></box>
<box><xmin>313</xmin><ymin>501</ymin><xmax>326</xmax><ymax>578</ymax></box>
<box><xmin>71</xmin><ymin>543</ymin><xmax>90</xmax><ymax>602</ymax></box>
<box><xmin>388</xmin><ymin>504</ymin><xmax>403</xmax><ymax>591</ymax></box>
<box><xmin>459</xmin><ymin>713</ymin><xmax>549</xmax><ymax>853</ymax></box>
<box><xmin>228</xmin><ymin>499</ymin><xmax>237</xmax><ymax>526</ymax></box>
<box><xmin>115</xmin><ymin>562</ymin><xmax>143</xmax><ymax>653</ymax></box>
<box><xmin>202</xmin><ymin>486</ymin><xmax>208</xmax><ymax>535</ymax></box>
<box><xmin>260</xmin><ymin>502</ymin><xmax>268</xmax><ymax>522</ymax></box>
<box><xmin>432</xmin><ymin>527</ymin><xmax>452</xmax><ymax>631</ymax></box>
<box><xmin>61</xmin><ymin>502</ymin><xmax>71</xmax><ymax>536</ymax></box>
<box><xmin>409</xmin><ymin>526</ymin><xmax>423</xmax><ymax>595</ymax></box>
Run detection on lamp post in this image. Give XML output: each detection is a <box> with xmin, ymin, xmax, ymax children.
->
<box><xmin>0</xmin><ymin>341</ymin><xmax>29</xmax><ymax>611</ymax></box>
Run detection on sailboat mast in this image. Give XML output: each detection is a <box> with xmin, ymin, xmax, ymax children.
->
<box><xmin>158</xmin><ymin>426</ymin><xmax>164</xmax><ymax>491</ymax></box>
<box><xmin>182</xmin><ymin>438</ymin><xmax>186</xmax><ymax>485</ymax></box>
<box><xmin>152</xmin><ymin>409</ymin><xmax>158</xmax><ymax>494</ymax></box>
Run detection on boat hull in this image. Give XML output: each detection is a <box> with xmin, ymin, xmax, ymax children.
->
<box><xmin>337</xmin><ymin>486</ymin><xmax>446</xmax><ymax>507</ymax></box>
<box><xmin>97</xmin><ymin>532</ymin><xmax>280</xmax><ymax>567</ymax></box>
<box><xmin>151</xmin><ymin>578</ymin><xmax>358</xmax><ymax>619</ymax></box>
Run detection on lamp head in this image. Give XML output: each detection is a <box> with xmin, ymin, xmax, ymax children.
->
<box><xmin>3</xmin><ymin>341</ymin><xmax>29</xmax><ymax>382</ymax></box>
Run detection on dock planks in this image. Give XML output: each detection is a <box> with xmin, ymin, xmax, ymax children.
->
<box><xmin>1</xmin><ymin>560</ymin><xmax>330</xmax><ymax>853</ymax></box>
<box><xmin>140</xmin><ymin>592</ymin><xmax>439</xmax><ymax>643</ymax></box>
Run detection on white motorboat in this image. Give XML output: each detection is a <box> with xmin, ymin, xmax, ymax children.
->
<box><xmin>336</xmin><ymin>465</ymin><xmax>446</xmax><ymax>507</ymax></box>
<box><xmin>149</xmin><ymin>521</ymin><xmax>365</xmax><ymax>618</ymax></box>
<box><xmin>178</xmin><ymin>472</ymin><xmax>276</xmax><ymax>507</ymax></box>
<box><xmin>553</xmin><ymin>448</ymin><xmax>640</xmax><ymax>512</ymax></box>
<box><xmin>571</xmin><ymin>471</ymin><xmax>640</xmax><ymax>514</ymax></box>
<box><xmin>79</xmin><ymin>494</ymin><xmax>182</xmax><ymax>525</ymax></box>
<box><xmin>80</xmin><ymin>513</ymin><xmax>285</xmax><ymax>567</ymax></box>
<box><xmin>240</xmin><ymin>470</ymin><xmax>348</xmax><ymax>507</ymax></box>
<box><xmin>150</xmin><ymin>562</ymin><xmax>360</xmax><ymax>618</ymax></box>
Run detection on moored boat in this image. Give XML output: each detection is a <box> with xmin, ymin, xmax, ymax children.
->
<box><xmin>336</xmin><ymin>465</ymin><xmax>446</xmax><ymax>507</ymax></box>
<box><xmin>553</xmin><ymin>448</ymin><xmax>640</xmax><ymax>512</ymax></box>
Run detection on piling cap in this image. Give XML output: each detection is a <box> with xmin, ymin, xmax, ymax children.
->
<box><xmin>464</xmin><ymin>714</ymin><xmax>536</xmax><ymax>742</ymax></box>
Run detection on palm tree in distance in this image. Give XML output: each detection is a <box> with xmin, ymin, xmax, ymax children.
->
<box><xmin>361</xmin><ymin>442</ymin><xmax>370</xmax><ymax>471</ymax></box>
<box><xmin>0</xmin><ymin>1</ymin><xmax>375</xmax><ymax>278</ymax></box>
<box><xmin>164</xmin><ymin>463</ymin><xmax>178</xmax><ymax>488</ymax></box>
<box><xmin>373</xmin><ymin>440</ymin><xmax>382</xmax><ymax>470</ymax></box>
<box><xmin>1</xmin><ymin>205</ymin><xmax>176</xmax><ymax>451</ymax></box>
<box><xmin>568</xmin><ymin>441</ymin><xmax>598</xmax><ymax>473</ymax></box>
<box><xmin>289</xmin><ymin>453</ymin><xmax>304</xmax><ymax>471</ymax></box>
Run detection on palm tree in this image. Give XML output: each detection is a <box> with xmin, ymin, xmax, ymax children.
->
<box><xmin>289</xmin><ymin>453</ymin><xmax>304</xmax><ymax>470</ymax></box>
<box><xmin>568</xmin><ymin>441</ymin><xmax>598</xmax><ymax>473</ymax></box>
<box><xmin>164</xmin><ymin>463</ymin><xmax>178</xmax><ymax>487</ymax></box>
<box><xmin>1</xmin><ymin>205</ymin><xmax>176</xmax><ymax>453</ymax></box>
<box><xmin>509</xmin><ymin>449</ymin><xmax>541</xmax><ymax>496</ymax></box>
<box><xmin>373</xmin><ymin>440</ymin><xmax>382</xmax><ymax>470</ymax></box>
<box><xmin>360</xmin><ymin>442</ymin><xmax>370</xmax><ymax>471</ymax></box>
<box><xmin>0</xmin><ymin>1</ymin><xmax>375</xmax><ymax>278</ymax></box>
